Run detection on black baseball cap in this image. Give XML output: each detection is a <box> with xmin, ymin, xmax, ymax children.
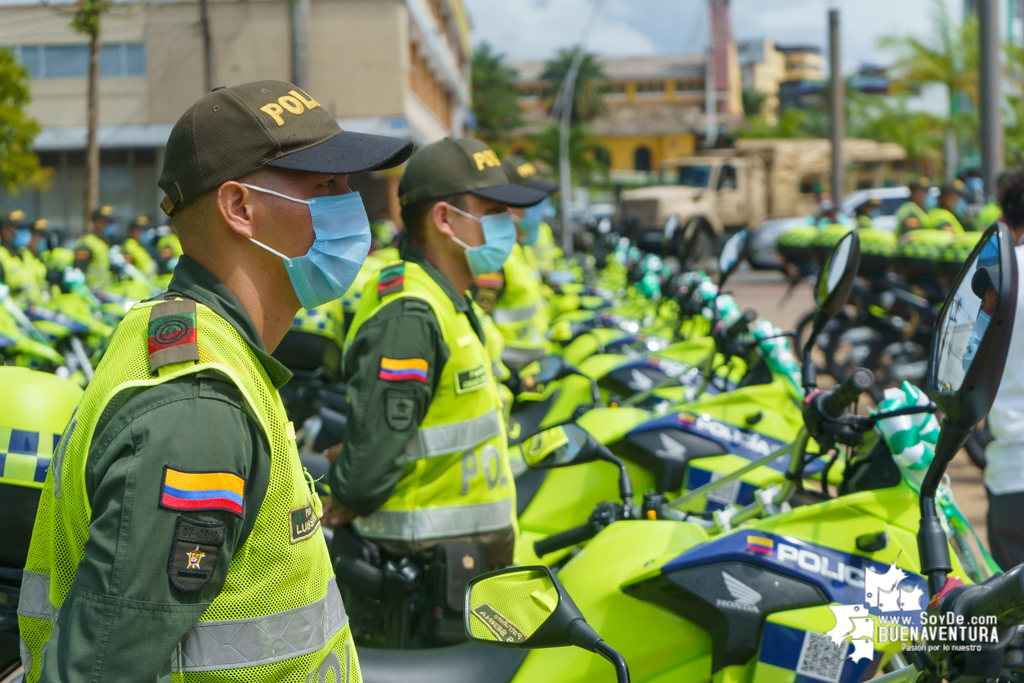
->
<box><xmin>971</xmin><ymin>266</ymin><xmax>999</xmax><ymax>299</ymax></box>
<box><xmin>398</xmin><ymin>138</ymin><xmax>547</xmax><ymax>208</ymax></box>
<box><xmin>159</xmin><ymin>80</ymin><xmax>414</xmax><ymax>216</ymax></box>
<box><xmin>502</xmin><ymin>156</ymin><xmax>558</xmax><ymax>194</ymax></box>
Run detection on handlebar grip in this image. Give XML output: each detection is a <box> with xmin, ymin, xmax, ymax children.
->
<box><xmin>534</xmin><ymin>523</ymin><xmax>597</xmax><ymax>557</ymax></box>
<box><xmin>821</xmin><ymin>368</ymin><xmax>874</xmax><ymax>419</ymax></box>
<box><xmin>969</xmin><ymin>566</ymin><xmax>1024</xmax><ymax>630</ymax></box>
<box><xmin>727</xmin><ymin>309</ymin><xmax>757</xmax><ymax>340</ymax></box>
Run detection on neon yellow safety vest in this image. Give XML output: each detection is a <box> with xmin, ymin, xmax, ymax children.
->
<box><xmin>346</xmin><ymin>260</ymin><xmax>516</xmax><ymax>545</ymax></box>
<box><xmin>530</xmin><ymin>222</ymin><xmax>557</xmax><ymax>275</ymax></box>
<box><xmin>74</xmin><ymin>233</ymin><xmax>113</xmax><ymax>289</ymax></box>
<box><xmin>122</xmin><ymin>237</ymin><xmax>157</xmax><ymax>278</ymax></box>
<box><xmin>894</xmin><ymin>201</ymin><xmax>931</xmax><ymax>238</ymax></box>
<box><xmin>19</xmin><ymin>299</ymin><xmax>358</xmax><ymax>683</ymax></box>
<box><xmin>158</xmin><ymin>233</ymin><xmax>184</xmax><ymax>275</ymax></box>
<box><xmin>488</xmin><ymin>244</ymin><xmax>550</xmax><ymax>369</ymax></box>
<box><xmin>0</xmin><ymin>245</ymin><xmax>28</xmax><ymax>295</ymax></box>
<box><xmin>927</xmin><ymin>208</ymin><xmax>966</xmax><ymax>235</ymax></box>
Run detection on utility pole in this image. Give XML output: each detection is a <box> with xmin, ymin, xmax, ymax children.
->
<box><xmin>556</xmin><ymin>0</ymin><xmax>605</xmax><ymax>257</ymax></box>
<box><xmin>705</xmin><ymin>39</ymin><xmax>717</xmax><ymax>148</ymax></box>
<box><xmin>200</xmin><ymin>0</ymin><xmax>213</xmax><ymax>91</ymax></box>
<box><xmin>290</xmin><ymin>0</ymin><xmax>310</xmax><ymax>90</ymax></box>
<box><xmin>829</xmin><ymin>7</ymin><xmax>845</xmax><ymax>203</ymax></box>
<box><xmin>978</xmin><ymin>0</ymin><xmax>1003</xmax><ymax>201</ymax></box>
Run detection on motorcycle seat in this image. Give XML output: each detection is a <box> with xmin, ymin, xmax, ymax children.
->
<box><xmin>359</xmin><ymin>642</ymin><xmax>527</xmax><ymax>683</ymax></box>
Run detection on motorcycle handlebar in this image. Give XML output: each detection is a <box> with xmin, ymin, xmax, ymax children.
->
<box><xmin>820</xmin><ymin>368</ymin><xmax>874</xmax><ymax>419</ymax></box>
<box><xmin>967</xmin><ymin>566</ymin><xmax>1024</xmax><ymax>631</ymax></box>
<box><xmin>534</xmin><ymin>523</ymin><xmax>597</xmax><ymax>557</ymax></box>
<box><xmin>726</xmin><ymin>309</ymin><xmax>757</xmax><ymax>340</ymax></box>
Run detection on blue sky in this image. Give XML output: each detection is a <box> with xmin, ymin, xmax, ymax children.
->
<box><xmin>462</xmin><ymin>0</ymin><xmax>950</xmax><ymax>73</ymax></box>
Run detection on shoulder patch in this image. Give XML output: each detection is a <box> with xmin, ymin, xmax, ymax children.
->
<box><xmin>378</xmin><ymin>262</ymin><xmax>406</xmax><ymax>298</ymax></box>
<box><xmin>385</xmin><ymin>388</ymin><xmax>418</xmax><ymax>431</ymax></box>
<box><xmin>476</xmin><ymin>273</ymin><xmax>504</xmax><ymax>290</ymax></box>
<box><xmin>74</xmin><ymin>248</ymin><xmax>91</xmax><ymax>262</ymax></box>
<box><xmin>379</xmin><ymin>357</ymin><xmax>428</xmax><ymax>383</ymax></box>
<box><xmin>168</xmin><ymin>516</ymin><xmax>224</xmax><ymax>592</ymax></box>
<box><xmin>148</xmin><ymin>299</ymin><xmax>199</xmax><ymax>374</ymax></box>
<box><xmin>160</xmin><ymin>467</ymin><xmax>245</xmax><ymax>517</ymax></box>
<box><xmin>903</xmin><ymin>217</ymin><xmax>921</xmax><ymax>230</ymax></box>
<box><xmin>474</xmin><ymin>287</ymin><xmax>498</xmax><ymax>314</ymax></box>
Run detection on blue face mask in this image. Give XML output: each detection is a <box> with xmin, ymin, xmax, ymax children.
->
<box><xmin>448</xmin><ymin>205</ymin><xmax>517</xmax><ymax>277</ymax></box>
<box><xmin>963</xmin><ymin>309</ymin><xmax>992</xmax><ymax>372</ymax></box>
<box><xmin>538</xmin><ymin>196</ymin><xmax>555</xmax><ymax>221</ymax></box>
<box><xmin>516</xmin><ymin>206</ymin><xmax>543</xmax><ymax>246</ymax></box>
<box><xmin>140</xmin><ymin>229</ymin><xmax>155</xmax><ymax>247</ymax></box>
<box><xmin>923</xmin><ymin>194</ymin><xmax>938</xmax><ymax>211</ymax></box>
<box><xmin>13</xmin><ymin>228</ymin><xmax>31</xmax><ymax>250</ymax></box>
<box><xmin>243</xmin><ymin>184</ymin><xmax>371</xmax><ymax>311</ymax></box>
<box><xmin>955</xmin><ymin>197</ymin><xmax>967</xmax><ymax>214</ymax></box>
<box><xmin>103</xmin><ymin>224</ymin><xmax>117</xmax><ymax>241</ymax></box>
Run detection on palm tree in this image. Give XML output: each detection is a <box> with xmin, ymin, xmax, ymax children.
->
<box><xmin>471</xmin><ymin>42</ymin><xmax>523</xmax><ymax>142</ymax></box>
<box><xmin>529</xmin><ymin>123</ymin><xmax>608</xmax><ymax>182</ymax></box>
<box><xmin>540</xmin><ymin>47</ymin><xmax>607</xmax><ymax>125</ymax></box>
<box><xmin>877</xmin><ymin>0</ymin><xmax>978</xmax><ymax>179</ymax></box>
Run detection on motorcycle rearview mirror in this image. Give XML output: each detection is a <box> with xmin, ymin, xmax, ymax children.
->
<box><xmin>520</xmin><ymin>355</ymin><xmax>576</xmax><ymax>390</ymax></box>
<box><xmin>465</xmin><ymin>565</ymin><xmax>630</xmax><ymax>683</ymax></box>
<box><xmin>717</xmin><ymin>228</ymin><xmax>749</xmax><ymax>288</ymax></box>
<box><xmin>803</xmin><ymin>230</ymin><xmax>861</xmax><ymax>390</ymax></box>
<box><xmin>918</xmin><ymin>222</ymin><xmax>1018</xmax><ymax>596</ymax></box>
<box><xmin>525</xmin><ymin>424</ymin><xmax>635</xmax><ymax>507</ymax></box>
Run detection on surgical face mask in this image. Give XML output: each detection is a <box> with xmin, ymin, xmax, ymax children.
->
<box><xmin>103</xmin><ymin>224</ymin><xmax>117</xmax><ymax>241</ymax></box>
<box><xmin>447</xmin><ymin>204</ymin><xmax>517</xmax><ymax>277</ymax></box>
<box><xmin>140</xmin><ymin>229</ymin><xmax>155</xmax><ymax>247</ymax></box>
<box><xmin>13</xmin><ymin>228</ymin><xmax>30</xmax><ymax>250</ymax></box>
<box><xmin>955</xmin><ymin>197</ymin><xmax>967</xmax><ymax>214</ymax></box>
<box><xmin>242</xmin><ymin>184</ymin><xmax>371</xmax><ymax>310</ymax></box>
<box><xmin>923</xmin><ymin>194</ymin><xmax>938</xmax><ymax>211</ymax></box>
<box><xmin>515</xmin><ymin>206</ymin><xmax>543</xmax><ymax>246</ymax></box>
<box><xmin>963</xmin><ymin>309</ymin><xmax>991</xmax><ymax>372</ymax></box>
<box><xmin>537</xmin><ymin>196</ymin><xmax>555</xmax><ymax>221</ymax></box>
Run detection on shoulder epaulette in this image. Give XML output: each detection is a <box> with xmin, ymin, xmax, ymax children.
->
<box><xmin>148</xmin><ymin>299</ymin><xmax>199</xmax><ymax>375</ymax></box>
<box><xmin>378</xmin><ymin>262</ymin><xmax>406</xmax><ymax>298</ymax></box>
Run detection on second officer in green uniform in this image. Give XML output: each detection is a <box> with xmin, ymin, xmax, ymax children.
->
<box><xmin>327</xmin><ymin>138</ymin><xmax>545</xmax><ymax>568</ymax></box>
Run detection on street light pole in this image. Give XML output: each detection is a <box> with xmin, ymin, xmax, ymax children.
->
<box><xmin>978</xmin><ymin>0</ymin><xmax>1003</xmax><ymax>201</ymax></box>
<box><xmin>829</xmin><ymin>7</ymin><xmax>845</xmax><ymax>203</ymax></box>
<box><xmin>557</xmin><ymin>0</ymin><xmax>605</xmax><ymax>257</ymax></box>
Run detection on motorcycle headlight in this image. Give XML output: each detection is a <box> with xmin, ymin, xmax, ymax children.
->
<box><xmin>645</xmin><ymin>336</ymin><xmax>670</xmax><ymax>352</ymax></box>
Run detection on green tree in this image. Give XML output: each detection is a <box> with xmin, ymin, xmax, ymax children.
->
<box><xmin>735</xmin><ymin>107</ymin><xmax>828</xmax><ymax>139</ymax></box>
<box><xmin>877</xmin><ymin>0</ymin><xmax>977</xmax><ymax>176</ymax></box>
<box><xmin>849</xmin><ymin>93</ymin><xmax>945</xmax><ymax>174</ymax></box>
<box><xmin>0</xmin><ymin>48</ymin><xmax>48</xmax><ymax>194</ymax></box>
<box><xmin>471</xmin><ymin>42</ymin><xmax>523</xmax><ymax>142</ymax></box>
<box><xmin>741</xmin><ymin>88</ymin><xmax>766</xmax><ymax>118</ymax></box>
<box><xmin>541</xmin><ymin>47</ymin><xmax>607</xmax><ymax>125</ymax></box>
<box><xmin>529</xmin><ymin>123</ymin><xmax>608</xmax><ymax>182</ymax></box>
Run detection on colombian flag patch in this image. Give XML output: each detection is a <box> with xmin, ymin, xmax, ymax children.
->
<box><xmin>379</xmin><ymin>357</ymin><xmax>428</xmax><ymax>383</ymax></box>
<box><xmin>476</xmin><ymin>273</ymin><xmax>504</xmax><ymax>290</ymax></box>
<box><xmin>160</xmin><ymin>467</ymin><xmax>245</xmax><ymax>517</ymax></box>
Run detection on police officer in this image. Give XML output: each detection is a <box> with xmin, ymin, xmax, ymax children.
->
<box><xmin>326</xmin><ymin>138</ymin><xmax>545</xmax><ymax>569</ymax></box>
<box><xmin>0</xmin><ymin>210</ymin><xmax>30</xmax><ymax>294</ymax></box>
<box><xmin>927</xmin><ymin>182</ymin><xmax>969</xmax><ymax>234</ymax></box>
<box><xmin>122</xmin><ymin>215</ymin><xmax>158</xmax><ymax>278</ymax></box>
<box><xmin>895</xmin><ymin>177</ymin><xmax>932</xmax><ymax>238</ymax></box>
<box><xmin>472</xmin><ymin>158</ymin><xmax>552</xmax><ymax>370</ymax></box>
<box><xmin>74</xmin><ymin>205</ymin><xmax>118</xmax><ymax>289</ymax></box>
<box><xmin>18</xmin><ymin>80</ymin><xmax>412</xmax><ymax>682</ymax></box>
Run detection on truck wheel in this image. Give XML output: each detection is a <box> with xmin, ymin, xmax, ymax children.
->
<box><xmin>678</xmin><ymin>228</ymin><xmax>715</xmax><ymax>272</ymax></box>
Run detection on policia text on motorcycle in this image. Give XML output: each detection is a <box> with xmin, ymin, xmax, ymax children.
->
<box><xmin>17</xmin><ymin>80</ymin><xmax>412</xmax><ymax>683</ymax></box>
<box><xmin>326</xmin><ymin>138</ymin><xmax>546</xmax><ymax>569</ymax></box>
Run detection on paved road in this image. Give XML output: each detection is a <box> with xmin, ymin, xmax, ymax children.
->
<box><xmin>727</xmin><ymin>267</ymin><xmax>993</xmax><ymax>556</ymax></box>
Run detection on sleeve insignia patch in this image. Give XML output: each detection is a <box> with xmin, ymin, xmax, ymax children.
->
<box><xmin>289</xmin><ymin>493</ymin><xmax>322</xmax><ymax>544</ymax></box>
<box><xmin>476</xmin><ymin>273</ymin><xmax>504</xmax><ymax>290</ymax></box>
<box><xmin>379</xmin><ymin>357</ymin><xmax>428</xmax><ymax>383</ymax></box>
<box><xmin>168</xmin><ymin>515</ymin><xmax>225</xmax><ymax>592</ymax></box>
<box><xmin>378</xmin><ymin>262</ymin><xmax>406</xmax><ymax>298</ymax></box>
<box><xmin>385</xmin><ymin>389</ymin><xmax>418</xmax><ymax>431</ymax></box>
<box><xmin>160</xmin><ymin>467</ymin><xmax>246</xmax><ymax>517</ymax></box>
<box><xmin>474</xmin><ymin>288</ymin><xmax>498</xmax><ymax>314</ymax></box>
<box><xmin>147</xmin><ymin>299</ymin><xmax>199</xmax><ymax>374</ymax></box>
<box><xmin>903</xmin><ymin>217</ymin><xmax>921</xmax><ymax>230</ymax></box>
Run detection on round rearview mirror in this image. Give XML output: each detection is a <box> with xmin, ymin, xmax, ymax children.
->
<box><xmin>718</xmin><ymin>228</ymin><xmax>749</xmax><ymax>285</ymax></box>
<box><xmin>929</xmin><ymin>222</ymin><xmax>1018</xmax><ymax>426</ymax></box>
<box><xmin>814</xmin><ymin>229</ymin><xmax>861</xmax><ymax>318</ymax></box>
<box><xmin>663</xmin><ymin>215</ymin><xmax>680</xmax><ymax>244</ymax></box>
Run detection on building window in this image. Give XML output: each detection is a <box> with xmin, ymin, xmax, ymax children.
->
<box><xmin>634</xmin><ymin>146</ymin><xmax>652</xmax><ymax>172</ymax></box>
<box><xmin>636</xmin><ymin>81</ymin><xmax>665</xmax><ymax>94</ymax></box>
<box><xmin>9</xmin><ymin>43</ymin><xmax>146</xmax><ymax>78</ymax></box>
<box><xmin>677</xmin><ymin>79</ymin><xmax>702</xmax><ymax>92</ymax></box>
<box><xmin>600</xmin><ymin>82</ymin><xmax>626</xmax><ymax>96</ymax></box>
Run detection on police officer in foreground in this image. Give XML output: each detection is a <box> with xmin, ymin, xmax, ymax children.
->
<box><xmin>326</xmin><ymin>138</ymin><xmax>545</xmax><ymax>571</ymax></box>
<box><xmin>895</xmin><ymin>176</ymin><xmax>932</xmax><ymax>238</ymax></box>
<box><xmin>18</xmin><ymin>80</ymin><xmax>412</xmax><ymax>682</ymax></box>
<box><xmin>74</xmin><ymin>205</ymin><xmax>117</xmax><ymax>289</ymax></box>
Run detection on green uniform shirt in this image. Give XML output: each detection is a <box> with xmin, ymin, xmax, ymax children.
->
<box><xmin>44</xmin><ymin>255</ymin><xmax>289</xmax><ymax>683</ymax></box>
<box><xmin>329</xmin><ymin>240</ymin><xmax>486</xmax><ymax>515</ymax></box>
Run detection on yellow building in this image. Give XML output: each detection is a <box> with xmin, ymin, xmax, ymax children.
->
<box><xmin>0</xmin><ymin>0</ymin><xmax>471</xmax><ymax>234</ymax></box>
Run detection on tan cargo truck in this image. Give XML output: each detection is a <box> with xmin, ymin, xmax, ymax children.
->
<box><xmin>616</xmin><ymin>138</ymin><xmax>907</xmax><ymax>268</ymax></box>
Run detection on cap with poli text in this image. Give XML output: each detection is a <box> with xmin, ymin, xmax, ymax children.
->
<box><xmin>1</xmin><ymin>209</ymin><xmax>28</xmax><ymax>227</ymax></box>
<box><xmin>398</xmin><ymin>138</ymin><xmax>546</xmax><ymax>208</ymax></box>
<box><xmin>502</xmin><ymin>156</ymin><xmax>558</xmax><ymax>194</ymax></box>
<box><xmin>158</xmin><ymin>80</ymin><xmax>414</xmax><ymax>216</ymax></box>
<box><xmin>91</xmin><ymin>205</ymin><xmax>115</xmax><ymax>221</ymax></box>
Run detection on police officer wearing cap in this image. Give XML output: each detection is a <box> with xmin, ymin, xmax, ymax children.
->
<box><xmin>0</xmin><ymin>209</ymin><xmax>31</xmax><ymax>296</ymax></box>
<box><xmin>18</xmin><ymin>80</ymin><xmax>412</xmax><ymax>682</ymax></box>
<box><xmin>326</xmin><ymin>138</ymin><xmax>545</xmax><ymax>570</ymax></box>
<box><xmin>472</xmin><ymin>157</ymin><xmax>554</xmax><ymax>370</ymax></box>
<box><xmin>122</xmin><ymin>215</ymin><xmax>158</xmax><ymax>278</ymax></box>
<box><xmin>74</xmin><ymin>205</ymin><xmax>118</xmax><ymax>289</ymax></box>
<box><xmin>895</xmin><ymin>177</ymin><xmax>933</xmax><ymax>239</ymax></box>
<box><xmin>927</xmin><ymin>182</ymin><xmax>969</xmax><ymax>234</ymax></box>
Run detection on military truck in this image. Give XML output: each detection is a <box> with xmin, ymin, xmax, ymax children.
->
<box><xmin>615</xmin><ymin>138</ymin><xmax>907</xmax><ymax>269</ymax></box>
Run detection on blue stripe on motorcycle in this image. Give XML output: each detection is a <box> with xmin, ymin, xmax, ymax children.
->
<box><xmin>757</xmin><ymin>621</ymin><xmax>881</xmax><ymax>682</ymax></box>
<box><xmin>684</xmin><ymin>466</ymin><xmax>758</xmax><ymax>510</ymax></box>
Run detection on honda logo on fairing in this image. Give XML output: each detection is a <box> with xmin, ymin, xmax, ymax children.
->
<box><xmin>694</xmin><ymin>415</ymin><xmax>773</xmax><ymax>457</ymax></box>
<box><xmin>777</xmin><ymin>543</ymin><xmax>866</xmax><ymax>588</ymax></box>
<box><xmin>716</xmin><ymin>571</ymin><xmax>762</xmax><ymax>613</ymax></box>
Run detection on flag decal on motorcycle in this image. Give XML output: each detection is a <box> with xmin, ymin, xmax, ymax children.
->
<box><xmin>160</xmin><ymin>467</ymin><xmax>245</xmax><ymax>517</ymax></box>
<box><xmin>746</xmin><ymin>536</ymin><xmax>774</xmax><ymax>555</ymax></box>
<box><xmin>471</xmin><ymin>603</ymin><xmax>527</xmax><ymax>643</ymax></box>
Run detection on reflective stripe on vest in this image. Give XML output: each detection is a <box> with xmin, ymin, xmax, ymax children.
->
<box><xmin>17</xmin><ymin>570</ymin><xmax>51</xmax><ymax>621</ymax></box>
<box><xmin>492</xmin><ymin>303</ymin><xmax>538</xmax><ymax>324</ymax></box>
<box><xmin>172</xmin><ymin>579</ymin><xmax>347</xmax><ymax>673</ymax></box>
<box><xmin>403</xmin><ymin>410</ymin><xmax>502</xmax><ymax>461</ymax></box>
<box><xmin>0</xmin><ymin>428</ymin><xmax>55</xmax><ymax>488</ymax></box>
<box><xmin>501</xmin><ymin>346</ymin><xmax>547</xmax><ymax>365</ymax></box>
<box><xmin>354</xmin><ymin>498</ymin><xmax>513</xmax><ymax>542</ymax></box>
